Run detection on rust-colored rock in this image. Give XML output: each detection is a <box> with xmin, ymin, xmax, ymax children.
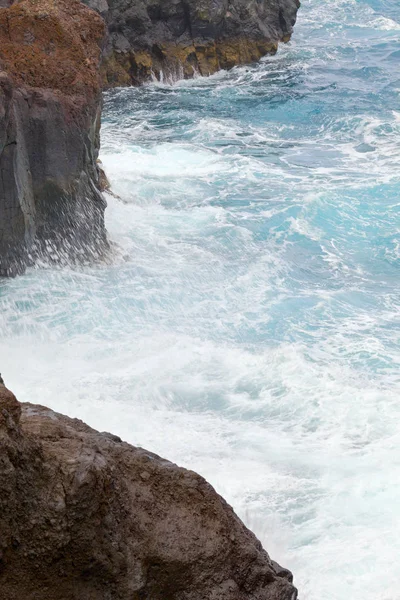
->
<box><xmin>0</xmin><ymin>0</ymin><xmax>104</xmax><ymax>96</ymax></box>
<box><xmin>0</xmin><ymin>381</ymin><xmax>298</xmax><ymax>599</ymax></box>
<box><xmin>0</xmin><ymin>0</ymin><xmax>109</xmax><ymax>275</ymax></box>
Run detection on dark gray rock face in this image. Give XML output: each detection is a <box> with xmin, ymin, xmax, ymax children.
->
<box><xmin>86</xmin><ymin>0</ymin><xmax>301</xmax><ymax>85</ymax></box>
<box><xmin>0</xmin><ymin>0</ymin><xmax>108</xmax><ymax>276</ymax></box>
<box><xmin>0</xmin><ymin>76</ymin><xmax>107</xmax><ymax>276</ymax></box>
<box><xmin>0</xmin><ymin>380</ymin><xmax>298</xmax><ymax>600</ymax></box>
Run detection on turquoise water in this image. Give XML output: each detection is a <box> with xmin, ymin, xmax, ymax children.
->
<box><xmin>1</xmin><ymin>0</ymin><xmax>400</xmax><ymax>597</ymax></box>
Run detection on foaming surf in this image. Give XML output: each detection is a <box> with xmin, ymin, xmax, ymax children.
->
<box><xmin>1</xmin><ymin>0</ymin><xmax>400</xmax><ymax>598</ymax></box>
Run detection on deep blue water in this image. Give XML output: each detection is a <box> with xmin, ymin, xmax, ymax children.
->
<box><xmin>1</xmin><ymin>1</ymin><xmax>400</xmax><ymax>597</ymax></box>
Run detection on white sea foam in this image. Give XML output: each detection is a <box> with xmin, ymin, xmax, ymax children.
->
<box><xmin>1</xmin><ymin>1</ymin><xmax>400</xmax><ymax>599</ymax></box>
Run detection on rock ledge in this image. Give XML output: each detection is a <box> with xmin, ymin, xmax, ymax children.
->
<box><xmin>84</xmin><ymin>0</ymin><xmax>301</xmax><ymax>86</ymax></box>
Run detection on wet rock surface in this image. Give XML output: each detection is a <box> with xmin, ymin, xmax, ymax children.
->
<box><xmin>83</xmin><ymin>0</ymin><xmax>301</xmax><ymax>85</ymax></box>
<box><xmin>0</xmin><ymin>0</ymin><xmax>108</xmax><ymax>276</ymax></box>
<box><xmin>0</xmin><ymin>379</ymin><xmax>297</xmax><ymax>600</ymax></box>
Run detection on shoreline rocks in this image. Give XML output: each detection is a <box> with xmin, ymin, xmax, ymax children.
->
<box><xmin>85</xmin><ymin>0</ymin><xmax>300</xmax><ymax>86</ymax></box>
<box><xmin>0</xmin><ymin>379</ymin><xmax>298</xmax><ymax>599</ymax></box>
<box><xmin>0</xmin><ymin>0</ymin><xmax>109</xmax><ymax>276</ymax></box>
<box><xmin>0</xmin><ymin>0</ymin><xmax>300</xmax><ymax>273</ymax></box>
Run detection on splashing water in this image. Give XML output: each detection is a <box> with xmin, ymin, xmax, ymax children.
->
<box><xmin>1</xmin><ymin>0</ymin><xmax>400</xmax><ymax>597</ymax></box>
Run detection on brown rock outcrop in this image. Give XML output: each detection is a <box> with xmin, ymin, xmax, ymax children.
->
<box><xmin>0</xmin><ymin>0</ymin><xmax>108</xmax><ymax>276</ymax></box>
<box><xmin>0</xmin><ymin>380</ymin><xmax>297</xmax><ymax>599</ymax></box>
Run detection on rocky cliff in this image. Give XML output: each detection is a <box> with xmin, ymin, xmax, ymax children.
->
<box><xmin>0</xmin><ymin>0</ymin><xmax>108</xmax><ymax>276</ymax></box>
<box><xmin>83</xmin><ymin>0</ymin><xmax>300</xmax><ymax>86</ymax></box>
<box><xmin>0</xmin><ymin>380</ymin><xmax>298</xmax><ymax>599</ymax></box>
<box><xmin>0</xmin><ymin>0</ymin><xmax>300</xmax><ymax>273</ymax></box>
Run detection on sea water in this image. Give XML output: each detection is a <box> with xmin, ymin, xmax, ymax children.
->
<box><xmin>1</xmin><ymin>0</ymin><xmax>399</xmax><ymax>597</ymax></box>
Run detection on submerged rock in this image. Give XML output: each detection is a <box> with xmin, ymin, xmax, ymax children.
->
<box><xmin>0</xmin><ymin>380</ymin><xmax>297</xmax><ymax>599</ymax></box>
<box><xmin>0</xmin><ymin>0</ymin><xmax>109</xmax><ymax>276</ymax></box>
<box><xmin>83</xmin><ymin>0</ymin><xmax>301</xmax><ymax>86</ymax></box>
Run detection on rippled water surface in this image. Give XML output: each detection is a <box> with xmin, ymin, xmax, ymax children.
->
<box><xmin>1</xmin><ymin>1</ymin><xmax>400</xmax><ymax>598</ymax></box>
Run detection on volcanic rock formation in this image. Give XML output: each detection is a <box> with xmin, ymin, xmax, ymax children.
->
<box><xmin>0</xmin><ymin>0</ymin><xmax>300</xmax><ymax>272</ymax></box>
<box><xmin>0</xmin><ymin>379</ymin><xmax>297</xmax><ymax>599</ymax></box>
<box><xmin>0</xmin><ymin>0</ymin><xmax>108</xmax><ymax>276</ymax></box>
<box><xmin>82</xmin><ymin>0</ymin><xmax>301</xmax><ymax>86</ymax></box>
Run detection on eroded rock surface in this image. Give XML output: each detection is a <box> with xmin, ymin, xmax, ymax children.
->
<box><xmin>0</xmin><ymin>0</ymin><xmax>108</xmax><ymax>275</ymax></box>
<box><xmin>83</xmin><ymin>0</ymin><xmax>300</xmax><ymax>86</ymax></box>
<box><xmin>0</xmin><ymin>380</ymin><xmax>297</xmax><ymax>599</ymax></box>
